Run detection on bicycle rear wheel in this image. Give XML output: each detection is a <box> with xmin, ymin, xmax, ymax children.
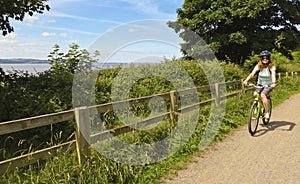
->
<box><xmin>262</xmin><ymin>97</ymin><xmax>272</xmax><ymax>125</ymax></box>
<box><xmin>248</xmin><ymin>102</ymin><xmax>259</xmax><ymax>136</ymax></box>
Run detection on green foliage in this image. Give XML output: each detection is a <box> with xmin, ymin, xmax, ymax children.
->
<box><xmin>170</xmin><ymin>0</ymin><xmax>300</xmax><ymax>64</ymax></box>
<box><xmin>0</xmin><ymin>0</ymin><xmax>50</xmax><ymax>36</ymax></box>
<box><xmin>243</xmin><ymin>50</ymin><xmax>300</xmax><ymax>72</ymax></box>
<box><xmin>48</xmin><ymin>43</ymin><xmax>99</xmax><ymax>74</ymax></box>
<box><xmin>292</xmin><ymin>49</ymin><xmax>300</xmax><ymax>62</ymax></box>
<box><xmin>93</xmin><ymin>59</ymin><xmax>246</xmax><ymax>129</ymax></box>
<box><xmin>276</xmin><ymin>50</ymin><xmax>300</xmax><ymax>72</ymax></box>
<box><xmin>0</xmin><ymin>68</ymin><xmax>75</xmax><ymax>160</ymax></box>
<box><xmin>95</xmin><ymin>68</ymin><xmax>121</xmax><ymax>104</ymax></box>
<box><xmin>0</xmin><ymin>43</ymin><xmax>99</xmax><ymax>161</ymax></box>
<box><xmin>220</xmin><ymin>61</ymin><xmax>248</xmax><ymax>81</ymax></box>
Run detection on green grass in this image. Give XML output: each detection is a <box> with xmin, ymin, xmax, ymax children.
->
<box><xmin>1</xmin><ymin>75</ymin><xmax>300</xmax><ymax>184</ymax></box>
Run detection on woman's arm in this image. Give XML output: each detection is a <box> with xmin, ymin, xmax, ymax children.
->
<box><xmin>243</xmin><ymin>65</ymin><xmax>259</xmax><ymax>85</ymax></box>
<box><xmin>270</xmin><ymin>66</ymin><xmax>276</xmax><ymax>88</ymax></box>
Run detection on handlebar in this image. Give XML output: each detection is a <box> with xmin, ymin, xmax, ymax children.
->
<box><xmin>246</xmin><ymin>83</ymin><xmax>255</xmax><ymax>87</ymax></box>
<box><xmin>246</xmin><ymin>83</ymin><xmax>270</xmax><ymax>88</ymax></box>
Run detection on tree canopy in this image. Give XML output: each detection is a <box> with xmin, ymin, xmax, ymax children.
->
<box><xmin>48</xmin><ymin>43</ymin><xmax>100</xmax><ymax>74</ymax></box>
<box><xmin>169</xmin><ymin>0</ymin><xmax>300</xmax><ymax>64</ymax></box>
<box><xmin>0</xmin><ymin>0</ymin><xmax>50</xmax><ymax>36</ymax></box>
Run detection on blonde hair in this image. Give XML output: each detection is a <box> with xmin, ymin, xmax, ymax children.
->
<box><xmin>258</xmin><ymin>59</ymin><xmax>275</xmax><ymax>70</ymax></box>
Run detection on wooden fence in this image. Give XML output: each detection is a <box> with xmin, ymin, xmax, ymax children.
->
<box><xmin>0</xmin><ymin>71</ymin><xmax>298</xmax><ymax>174</ymax></box>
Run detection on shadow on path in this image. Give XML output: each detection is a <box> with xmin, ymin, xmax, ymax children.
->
<box><xmin>254</xmin><ymin>121</ymin><xmax>296</xmax><ymax>137</ymax></box>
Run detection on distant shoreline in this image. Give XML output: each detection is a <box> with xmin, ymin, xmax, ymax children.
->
<box><xmin>0</xmin><ymin>59</ymin><xmax>159</xmax><ymax>65</ymax></box>
<box><xmin>0</xmin><ymin>58</ymin><xmax>49</xmax><ymax>64</ymax></box>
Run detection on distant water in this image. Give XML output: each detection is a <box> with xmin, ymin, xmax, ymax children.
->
<box><xmin>0</xmin><ymin>63</ymin><xmax>143</xmax><ymax>74</ymax></box>
<box><xmin>0</xmin><ymin>63</ymin><xmax>51</xmax><ymax>74</ymax></box>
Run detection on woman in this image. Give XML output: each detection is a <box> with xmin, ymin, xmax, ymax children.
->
<box><xmin>243</xmin><ymin>51</ymin><xmax>276</xmax><ymax>119</ymax></box>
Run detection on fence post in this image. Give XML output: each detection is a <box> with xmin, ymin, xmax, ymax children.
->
<box><xmin>74</xmin><ymin>107</ymin><xmax>91</xmax><ymax>165</ymax></box>
<box><xmin>278</xmin><ymin>73</ymin><xmax>281</xmax><ymax>80</ymax></box>
<box><xmin>215</xmin><ymin>83</ymin><xmax>220</xmax><ymax>105</ymax></box>
<box><xmin>241</xmin><ymin>79</ymin><xmax>245</xmax><ymax>93</ymax></box>
<box><xmin>170</xmin><ymin>91</ymin><xmax>178</xmax><ymax>124</ymax></box>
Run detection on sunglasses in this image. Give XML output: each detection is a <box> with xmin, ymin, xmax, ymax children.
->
<box><xmin>261</xmin><ymin>57</ymin><xmax>270</xmax><ymax>60</ymax></box>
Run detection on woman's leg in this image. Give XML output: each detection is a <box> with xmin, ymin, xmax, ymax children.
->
<box><xmin>261</xmin><ymin>87</ymin><xmax>272</xmax><ymax>114</ymax></box>
<box><xmin>261</xmin><ymin>94</ymin><xmax>268</xmax><ymax>112</ymax></box>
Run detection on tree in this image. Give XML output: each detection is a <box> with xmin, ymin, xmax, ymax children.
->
<box><xmin>48</xmin><ymin>43</ymin><xmax>100</xmax><ymax>74</ymax></box>
<box><xmin>169</xmin><ymin>0</ymin><xmax>300</xmax><ymax>64</ymax></box>
<box><xmin>0</xmin><ymin>0</ymin><xmax>50</xmax><ymax>36</ymax></box>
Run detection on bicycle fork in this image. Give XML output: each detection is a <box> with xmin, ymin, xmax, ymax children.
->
<box><xmin>255</xmin><ymin>100</ymin><xmax>264</xmax><ymax>118</ymax></box>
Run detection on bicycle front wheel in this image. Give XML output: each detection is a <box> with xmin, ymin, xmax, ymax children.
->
<box><xmin>248</xmin><ymin>102</ymin><xmax>259</xmax><ymax>136</ymax></box>
<box><xmin>262</xmin><ymin>97</ymin><xmax>272</xmax><ymax>125</ymax></box>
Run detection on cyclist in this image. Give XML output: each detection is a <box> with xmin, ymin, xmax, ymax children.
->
<box><xmin>243</xmin><ymin>51</ymin><xmax>276</xmax><ymax>119</ymax></box>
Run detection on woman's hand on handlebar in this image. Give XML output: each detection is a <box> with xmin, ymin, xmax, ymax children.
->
<box><xmin>243</xmin><ymin>81</ymin><xmax>248</xmax><ymax>86</ymax></box>
<box><xmin>270</xmin><ymin>83</ymin><xmax>276</xmax><ymax>88</ymax></box>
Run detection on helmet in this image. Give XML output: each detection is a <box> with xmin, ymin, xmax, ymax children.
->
<box><xmin>259</xmin><ymin>51</ymin><xmax>271</xmax><ymax>58</ymax></box>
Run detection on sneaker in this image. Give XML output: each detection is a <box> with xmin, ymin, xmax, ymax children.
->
<box><xmin>264</xmin><ymin>112</ymin><xmax>270</xmax><ymax>119</ymax></box>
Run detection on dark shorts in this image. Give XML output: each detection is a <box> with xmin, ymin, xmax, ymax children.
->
<box><xmin>254</xmin><ymin>86</ymin><xmax>272</xmax><ymax>96</ymax></box>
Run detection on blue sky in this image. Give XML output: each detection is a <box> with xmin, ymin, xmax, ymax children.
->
<box><xmin>0</xmin><ymin>0</ymin><xmax>184</xmax><ymax>59</ymax></box>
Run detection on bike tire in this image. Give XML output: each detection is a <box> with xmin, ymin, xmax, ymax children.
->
<box><xmin>248</xmin><ymin>102</ymin><xmax>259</xmax><ymax>136</ymax></box>
<box><xmin>262</xmin><ymin>97</ymin><xmax>272</xmax><ymax>125</ymax></box>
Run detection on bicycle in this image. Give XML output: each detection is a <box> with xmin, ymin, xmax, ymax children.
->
<box><xmin>246</xmin><ymin>84</ymin><xmax>272</xmax><ymax>136</ymax></box>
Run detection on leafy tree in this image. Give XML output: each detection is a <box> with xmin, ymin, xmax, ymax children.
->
<box><xmin>169</xmin><ymin>0</ymin><xmax>300</xmax><ymax>64</ymax></box>
<box><xmin>0</xmin><ymin>0</ymin><xmax>50</xmax><ymax>36</ymax></box>
<box><xmin>48</xmin><ymin>43</ymin><xmax>99</xmax><ymax>74</ymax></box>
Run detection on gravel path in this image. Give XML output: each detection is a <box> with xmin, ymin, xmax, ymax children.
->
<box><xmin>164</xmin><ymin>93</ymin><xmax>300</xmax><ymax>184</ymax></box>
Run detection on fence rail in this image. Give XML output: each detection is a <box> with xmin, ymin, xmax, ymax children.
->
<box><xmin>0</xmin><ymin>141</ymin><xmax>76</xmax><ymax>174</ymax></box>
<box><xmin>0</xmin><ymin>71</ymin><xmax>298</xmax><ymax>174</ymax></box>
<box><xmin>0</xmin><ymin>110</ymin><xmax>75</xmax><ymax>135</ymax></box>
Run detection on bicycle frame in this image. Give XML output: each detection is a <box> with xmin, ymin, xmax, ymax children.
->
<box><xmin>253</xmin><ymin>93</ymin><xmax>265</xmax><ymax>119</ymax></box>
<box><xmin>247</xmin><ymin>83</ymin><xmax>272</xmax><ymax>136</ymax></box>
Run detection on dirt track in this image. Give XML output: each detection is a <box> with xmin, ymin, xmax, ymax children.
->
<box><xmin>164</xmin><ymin>93</ymin><xmax>300</xmax><ymax>184</ymax></box>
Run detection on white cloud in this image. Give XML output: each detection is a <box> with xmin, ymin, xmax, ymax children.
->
<box><xmin>59</xmin><ymin>32</ymin><xmax>68</xmax><ymax>37</ymax></box>
<box><xmin>128</xmin><ymin>28</ymin><xmax>138</xmax><ymax>32</ymax></box>
<box><xmin>42</xmin><ymin>32</ymin><xmax>57</xmax><ymax>37</ymax></box>
<box><xmin>48</xmin><ymin>0</ymin><xmax>87</xmax><ymax>7</ymax></box>
<box><xmin>0</xmin><ymin>33</ymin><xmax>18</xmax><ymax>44</ymax></box>
<box><xmin>107</xmin><ymin>28</ymin><xmax>114</xmax><ymax>33</ymax></box>
<box><xmin>49</xmin><ymin>0</ymin><xmax>114</xmax><ymax>9</ymax></box>
<box><xmin>5</xmin><ymin>33</ymin><xmax>17</xmax><ymax>39</ymax></box>
<box><xmin>0</xmin><ymin>41</ymin><xmax>53</xmax><ymax>59</ymax></box>
<box><xmin>118</xmin><ymin>0</ymin><xmax>175</xmax><ymax>18</ymax></box>
<box><xmin>37</xmin><ymin>25</ymin><xmax>100</xmax><ymax>35</ymax></box>
<box><xmin>47</xmin><ymin>19</ymin><xmax>57</xmax><ymax>23</ymax></box>
<box><xmin>45</xmin><ymin>10</ymin><xmax>121</xmax><ymax>24</ymax></box>
<box><xmin>120</xmin><ymin>0</ymin><xmax>156</xmax><ymax>12</ymax></box>
<box><xmin>46</xmin><ymin>11</ymin><xmax>92</xmax><ymax>21</ymax></box>
<box><xmin>0</xmin><ymin>39</ymin><xmax>17</xmax><ymax>44</ymax></box>
<box><xmin>25</xmin><ymin>16</ymin><xmax>39</xmax><ymax>23</ymax></box>
<box><xmin>25</xmin><ymin>16</ymin><xmax>40</xmax><ymax>26</ymax></box>
<box><xmin>18</xmin><ymin>43</ymin><xmax>40</xmax><ymax>47</ymax></box>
